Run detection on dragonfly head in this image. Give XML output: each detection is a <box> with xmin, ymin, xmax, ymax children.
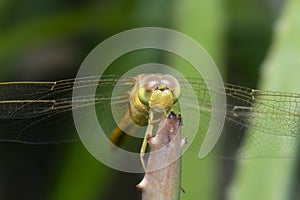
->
<box><xmin>138</xmin><ymin>74</ymin><xmax>181</xmax><ymax>111</ymax></box>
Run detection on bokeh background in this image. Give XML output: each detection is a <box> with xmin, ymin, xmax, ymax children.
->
<box><xmin>0</xmin><ymin>0</ymin><xmax>299</xmax><ymax>199</ymax></box>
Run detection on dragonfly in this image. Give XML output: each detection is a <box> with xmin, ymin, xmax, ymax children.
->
<box><xmin>0</xmin><ymin>74</ymin><xmax>300</xmax><ymax>159</ymax></box>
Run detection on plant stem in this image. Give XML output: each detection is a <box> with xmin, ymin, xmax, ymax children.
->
<box><xmin>137</xmin><ymin>112</ymin><xmax>187</xmax><ymax>200</ymax></box>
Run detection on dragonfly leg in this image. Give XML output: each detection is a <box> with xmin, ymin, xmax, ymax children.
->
<box><xmin>140</xmin><ymin>111</ymin><xmax>154</xmax><ymax>171</ymax></box>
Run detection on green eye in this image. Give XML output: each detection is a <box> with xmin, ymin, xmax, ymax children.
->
<box><xmin>171</xmin><ymin>87</ymin><xmax>181</xmax><ymax>104</ymax></box>
<box><xmin>138</xmin><ymin>75</ymin><xmax>160</xmax><ymax>105</ymax></box>
<box><xmin>160</xmin><ymin>75</ymin><xmax>181</xmax><ymax>103</ymax></box>
<box><xmin>138</xmin><ymin>88</ymin><xmax>152</xmax><ymax>106</ymax></box>
<box><xmin>137</xmin><ymin>74</ymin><xmax>181</xmax><ymax>106</ymax></box>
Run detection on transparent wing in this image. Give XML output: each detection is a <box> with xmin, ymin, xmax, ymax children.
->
<box><xmin>1</xmin><ymin>75</ymin><xmax>300</xmax><ymax>159</ymax></box>
<box><xmin>179</xmin><ymin>77</ymin><xmax>300</xmax><ymax>158</ymax></box>
<box><xmin>0</xmin><ymin>75</ymin><xmax>134</xmax><ymax>143</ymax></box>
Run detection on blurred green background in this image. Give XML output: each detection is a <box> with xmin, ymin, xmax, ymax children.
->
<box><xmin>1</xmin><ymin>0</ymin><xmax>299</xmax><ymax>200</ymax></box>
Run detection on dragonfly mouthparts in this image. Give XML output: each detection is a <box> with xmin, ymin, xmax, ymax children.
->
<box><xmin>154</xmin><ymin>84</ymin><xmax>169</xmax><ymax>91</ymax></box>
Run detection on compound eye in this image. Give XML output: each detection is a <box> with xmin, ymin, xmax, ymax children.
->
<box><xmin>160</xmin><ymin>75</ymin><xmax>181</xmax><ymax>103</ymax></box>
<box><xmin>138</xmin><ymin>75</ymin><xmax>160</xmax><ymax>105</ymax></box>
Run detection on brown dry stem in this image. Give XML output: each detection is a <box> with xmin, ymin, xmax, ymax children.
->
<box><xmin>137</xmin><ymin>112</ymin><xmax>187</xmax><ymax>200</ymax></box>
